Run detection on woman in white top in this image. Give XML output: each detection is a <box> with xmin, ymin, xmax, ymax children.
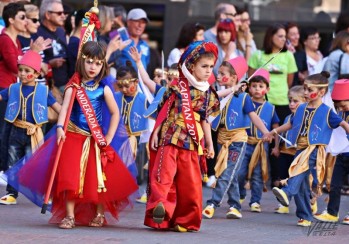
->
<box><xmin>301</xmin><ymin>27</ymin><xmax>325</xmax><ymax>75</ymax></box>
<box><xmin>167</xmin><ymin>22</ymin><xmax>205</xmax><ymax>67</ymax></box>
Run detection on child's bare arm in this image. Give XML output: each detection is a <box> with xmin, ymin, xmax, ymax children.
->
<box><xmin>56</xmin><ymin>87</ymin><xmax>73</xmax><ymax>145</ymax></box>
<box><xmin>271</xmin><ymin>123</ymin><xmax>280</xmax><ymax>157</ymax></box>
<box><xmin>249</xmin><ymin>111</ymin><xmax>269</xmax><ymax>134</ymax></box>
<box><xmin>104</xmin><ymin>85</ymin><xmax>120</xmax><ymax>145</ymax></box>
<box><xmin>150</xmin><ymin>124</ymin><xmax>162</xmax><ymax>151</ymax></box>
<box><xmin>340</xmin><ymin>120</ymin><xmax>349</xmax><ymax>134</ymax></box>
<box><xmin>129</xmin><ymin>46</ymin><xmax>156</xmax><ymax>94</ymax></box>
<box><xmin>201</xmin><ymin>120</ymin><xmax>214</xmax><ymax>159</ymax></box>
<box><xmin>51</xmin><ymin>102</ymin><xmax>61</xmax><ymax>114</ymax></box>
<box><xmin>0</xmin><ymin>94</ymin><xmax>2</xmax><ymax>101</ymax></box>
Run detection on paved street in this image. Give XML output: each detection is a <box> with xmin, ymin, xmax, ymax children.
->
<box><xmin>0</xmin><ymin>184</ymin><xmax>348</xmax><ymax>244</ymax></box>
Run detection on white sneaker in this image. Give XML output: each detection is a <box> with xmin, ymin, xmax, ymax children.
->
<box><xmin>250</xmin><ymin>202</ymin><xmax>262</xmax><ymax>213</ymax></box>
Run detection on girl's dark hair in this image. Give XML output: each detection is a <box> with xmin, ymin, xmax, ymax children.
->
<box><xmin>175</xmin><ymin>22</ymin><xmax>205</xmax><ymax>49</ymax></box>
<box><xmin>76</xmin><ymin>41</ymin><xmax>108</xmax><ymax>83</ymax></box>
<box><xmin>116</xmin><ymin>62</ymin><xmax>137</xmax><ymax>80</ymax></box>
<box><xmin>305</xmin><ymin>71</ymin><xmax>330</xmax><ymax>93</ymax></box>
<box><xmin>300</xmin><ymin>27</ymin><xmax>319</xmax><ymax>44</ymax></box>
<box><xmin>335</xmin><ymin>10</ymin><xmax>349</xmax><ymax>34</ymax></box>
<box><xmin>3</xmin><ymin>2</ymin><xmax>25</xmax><ymax>27</ymax></box>
<box><xmin>64</xmin><ymin>11</ymin><xmax>74</xmax><ymax>36</ymax></box>
<box><xmin>217</xmin><ymin>19</ymin><xmax>236</xmax><ymax>43</ymax></box>
<box><xmin>74</xmin><ymin>9</ymin><xmax>87</xmax><ymax>28</ymax></box>
<box><xmin>262</xmin><ymin>23</ymin><xmax>287</xmax><ymax>54</ymax></box>
<box><xmin>249</xmin><ymin>75</ymin><xmax>269</xmax><ymax>87</ymax></box>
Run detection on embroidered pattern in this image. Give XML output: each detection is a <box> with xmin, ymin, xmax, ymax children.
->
<box><xmin>229</xmin><ymin>109</ymin><xmax>238</xmax><ymax>127</ymax></box>
<box><xmin>36</xmin><ymin>103</ymin><xmax>45</xmax><ymax>120</ymax></box>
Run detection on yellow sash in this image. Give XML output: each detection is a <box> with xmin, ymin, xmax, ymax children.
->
<box><xmin>13</xmin><ymin>119</ymin><xmax>43</xmax><ymax>153</ymax></box>
<box><xmin>245</xmin><ymin>136</ymin><xmax>268</xmax><ymax>191</ymax></box>
<box><xmin>288</xmin><ymin>136</ymin><xmax>326</xmax><ymax>195</ymax></box>
<box><xmin>215</xmin><ymin>128</ymin><xmax>247</xmax><ymax>178</ymax></box>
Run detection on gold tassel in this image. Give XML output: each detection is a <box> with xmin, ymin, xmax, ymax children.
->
<box><xmin>103</xmin><ymin>172</ymin><xmax>106</xmax><ymax>181</ymax></box>
<box><xmin>244</xmin><ymin>180</ymin><xmax>251</xmax><ymax>190</ymax></box>
<box><xmin>202</xmin><ymin>174</ymin><xmax>209</xmax><ymax>183</ymax></box>
<box><xmin>263</xmin><ymin>183</ymin><xmax>268</xmax><ymax>192</ymax></box>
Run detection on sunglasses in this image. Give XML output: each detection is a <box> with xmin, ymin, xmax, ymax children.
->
<box><xmin>29</xmin><ymin>18</ymin><xmax>39</xmax><ymax>24</ymax></box>
<box><xmin>220</xmin><ymin>18</ymin><xmax>233</xmax><ymax>23</ymax></box>
<box><xmin>48</xmin><ymin>11</ymin><xmax>65</xmax><ymax>16</ymax></box>
<box><xmin>18</xmin><ymin>15</ymin><xmax>26</xmax><ymax>20</ymax></box>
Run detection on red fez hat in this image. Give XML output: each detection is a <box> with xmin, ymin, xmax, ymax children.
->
<box><xmin>253</xmin><ymin>68</ymin><xmax>270</xmax><ymax>83</ymax></box>
<box><xmin>18</xmin><ymin>51</ymin><xmax>42</xmax><ymax>73</ymax></box>
<box><xmin>332</xmin><ymin>79</ymin><xmax>349</xmax><ymax>100</ymax></box>
<box><xmin>227</xmin><ymin>56</ymin><xmax>248</xmax><ymax>81</ymax></box>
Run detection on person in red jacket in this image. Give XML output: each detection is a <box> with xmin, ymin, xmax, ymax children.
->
<box><xmin>0</xmin><ymin>2</ymin><xmax>27</xmax><ymax>172</ymax></box>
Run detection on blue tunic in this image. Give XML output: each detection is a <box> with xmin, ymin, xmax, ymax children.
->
<box><xmin>70</xmin><ymin>80</ymin><xmax>104</xmax><ymax>132</ymax></box>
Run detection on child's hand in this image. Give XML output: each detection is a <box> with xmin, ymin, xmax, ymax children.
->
<box><xmin>105</xmin><ymin>135</ymin><xmax>112</xmax><ymax>146</ymax></box>
<box><xmin>57</xmin><ymin>127</ymin><xmax>66</xmax><ymax>145</ymax></box>
<box><xmin>128</xmin><ymin>46</ymin><xmax>142</xmax><ymax>63</ymax></box>
<box><xmin>107</xmin><ymin>36</ymin><xmax>131</xmax><ymax>53</ymax></box>
<box><xmin>30</xmin><ymin>36</ymin><xmax>52</xmax><ymax>53</ymax></box>
<box><xmin>262</xmin><ymin>132</ymin><xmax>273</xmax><ymax>143</ymax></box>
<box><xmin>205</xmin><ymin>144</ymin><xmax>215</xmax><ymax>159</ymax></box>
<box><xmin>271</xmin><ymin>147</ymin><xmax>280</xmax><ymax>157</ymax></box>
<box><xmin>150</xmin><ymin>132</ymin><xmax>159</xmax><ymax>151</ymax></box>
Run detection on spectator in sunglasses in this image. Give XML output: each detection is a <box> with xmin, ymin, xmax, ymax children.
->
<box><xmin>18</xmin><ymin>4</ymin><xmax>52</xmax><ymax>85</ymax></box>
<box><xmin>37</xmin><ymin>0</ymin><xmax>68</xmax><ymax>92</ymax></box>
<box><xmin>204</xmin><ymin>3</ymin><xmax>238</xmax><ymax>44</ymax></box>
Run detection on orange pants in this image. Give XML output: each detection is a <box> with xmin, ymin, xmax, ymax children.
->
<box><xmin>144</xmin><ymin>144</ymin><xmax>202</xmax><ymax>231</ymax></box>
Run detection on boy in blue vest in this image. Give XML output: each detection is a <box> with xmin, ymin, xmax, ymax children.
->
<box><xmin>0</xmin><ymin>51</ymin><xmax>61</xmax><ymax>205</ymax></box>
<box><xmin>314</xmin><ymin>79</ymin><xmax>349</xmax><ymax>225</ymax></box>
<box><xmin>238</xmin><ymin>69</ymin><xmax>280</xmax><ymax>213</ymax></box>
<box><xmin>266</xmin><ymin>72</ymin><xmax>349</xmax><ymax>227</ymax></box>
<box><xmin>203</xmin><ymin>57</ymin><xmax>272</xmax><ymax>219</ymax></box>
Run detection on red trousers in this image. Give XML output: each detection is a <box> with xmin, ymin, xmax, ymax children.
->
<box><xmin>144</xmin><ymin>144</ymin><xmax>203</xmax><ymax>231</ymax></box>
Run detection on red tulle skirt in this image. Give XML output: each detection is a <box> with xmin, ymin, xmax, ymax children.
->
<box><xmin>49</xmin><ymin>131</ymin><xmax>138</xmax><ymax>225</ymax></box>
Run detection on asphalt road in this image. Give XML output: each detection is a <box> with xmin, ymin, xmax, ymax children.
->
<box><xmin>0</xmin><ymin>183</ymin><xmax>348</xmax><ymax>244</ymax></box>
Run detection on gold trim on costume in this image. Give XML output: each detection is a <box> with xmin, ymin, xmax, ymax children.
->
<box><xmin>117</xmin><ymin>78</ymin><xmax>138</xmax><ymax>86</ymax></box>
<box><xmin>81</xmin><ymin>81</ymin><xmax>100</xmax><ymax>91</ymax></box>
<box><xmin>81</xmin><ymin>54</ymin><xmax>103</xmax><ymax>65</ymax></box>
<box><xmin>304</xmin><ymin>83</ymin><xmax>329</xmax><ymax>88</ymax></box>
<box><xmin>13</xmin><ymin>119</ymin><xmax>43</xmax><ymax>152</ymax></box>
